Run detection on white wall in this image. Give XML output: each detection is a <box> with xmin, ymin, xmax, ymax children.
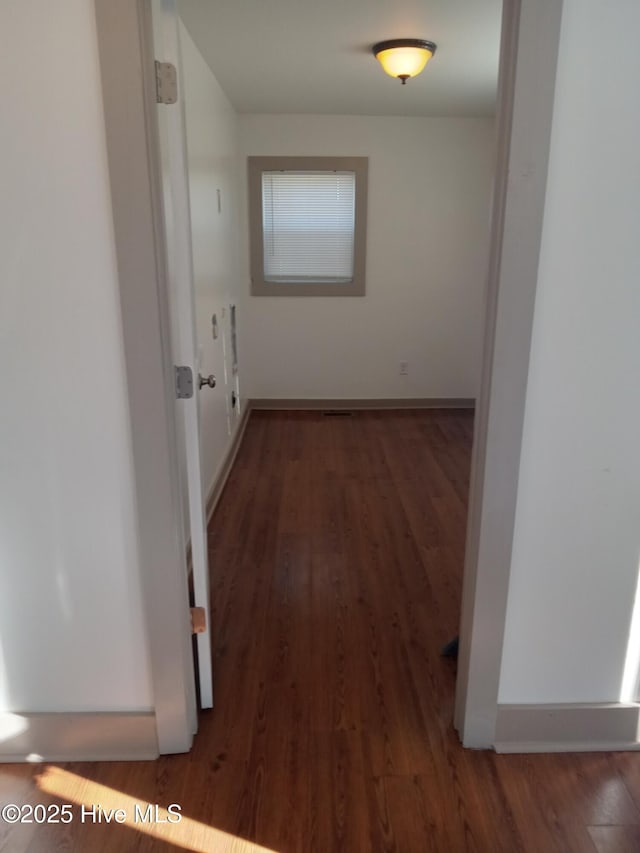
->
<box><xmin>498</xmin><ymin>0</ymin><xmax>640</xmax><ymax>704</ymax></box>
<box><xmin>179</xmin><ymin>18</ymin><xmax>242</xmax><ymax>501</ymax></box>
<box><xmin>0</xmin><ymin>1</ymin><xmax>152</xmax><ymax>712</ymax></box>
<box><xmin>238</xmin><ymin>114</ymin><xmax>494</xmax><ymax>400</ymax></box>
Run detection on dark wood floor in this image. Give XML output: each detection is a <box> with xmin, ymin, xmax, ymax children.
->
<box><xmin>3</xmin><ymin>409</ymin><xmax>640</xmax><ymax>852</ymax></box>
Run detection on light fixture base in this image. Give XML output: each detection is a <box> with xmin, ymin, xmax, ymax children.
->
<box><xmin>372</xmin><ymin>38</ymin><xmax>437</xmax><ymax>55</ymax></box>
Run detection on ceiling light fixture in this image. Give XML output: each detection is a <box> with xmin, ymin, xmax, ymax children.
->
<box><xmin>372</xmin><ymin>38</ymin><xmax>437</xmax><ymax>85</ymax></box>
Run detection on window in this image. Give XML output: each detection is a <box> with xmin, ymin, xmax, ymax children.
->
<box><xmin>248</xmin><ymin>156</ymin><xmax>368</xmax><ymax>296</ymax></box>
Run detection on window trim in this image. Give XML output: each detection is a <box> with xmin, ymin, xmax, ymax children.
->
<box><xmin>248</xmin><ymin>156</ymin><xmax>368</xmax><ymax>297</ymax></box>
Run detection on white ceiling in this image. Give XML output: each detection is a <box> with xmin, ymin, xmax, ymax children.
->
<box><xmin>177</xmin><ymin>0</ymin><xmax>503</xmax><ymax>118</ymax></box>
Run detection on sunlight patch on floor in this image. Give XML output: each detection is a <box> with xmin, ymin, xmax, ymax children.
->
<box><xmin>36</xmin><ymin>766</ymin><xmax>277</xmax><ymax>853</ymax></box>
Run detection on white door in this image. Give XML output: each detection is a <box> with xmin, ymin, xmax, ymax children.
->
<box><xmin>150</xmin><ymin>0</ymin><xmax>213</xmax><ymax>708</ymax></box>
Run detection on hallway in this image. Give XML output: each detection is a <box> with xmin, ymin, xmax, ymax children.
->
<box><xmin>2</xmin><ymin>410</ymin><xmax>640</xmax><ymax>852</ymax></box>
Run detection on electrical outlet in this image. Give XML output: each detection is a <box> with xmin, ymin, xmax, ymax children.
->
<box><xmin>399</xmin><ymin>360</ymin><xmax>409</xmax><ymax>375</ymax></box>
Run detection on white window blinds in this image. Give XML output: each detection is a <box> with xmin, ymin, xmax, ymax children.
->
<box><xmin>261</xmin><ymin>171</ymin><xmax>356</xmax><ymax>284</ymax></box>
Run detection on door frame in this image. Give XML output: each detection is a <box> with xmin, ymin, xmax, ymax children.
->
<box><xmin>94</xmin><ymin>0</ymin><xmax>565</xmax><ymax>753</ymax></box>
<box><xmin>454</xmin><ymin>0</ymin><xmax>564</xmax><ymax>746</ymax></box>
<box><xmin>95</xmin><ymin>0</ymin><xmax>197</xmax><ymax>753</ymax></box>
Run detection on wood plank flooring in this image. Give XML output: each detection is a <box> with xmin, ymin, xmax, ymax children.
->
<box><xmin>2</xmin><ymin>409</ymin><xmax>640</xmax><ymax>852</ymax></box>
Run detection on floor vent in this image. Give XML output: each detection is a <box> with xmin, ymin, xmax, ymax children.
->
<box><xmin>322</xmin><ymin>410</ymin><xmax>354</xmax><ymax>417</ymax></box>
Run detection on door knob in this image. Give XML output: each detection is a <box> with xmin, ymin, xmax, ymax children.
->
<box><xmin>199</xmin><ymin>373</ymin><xmax>216</xmax><ymax>389</ymax></box>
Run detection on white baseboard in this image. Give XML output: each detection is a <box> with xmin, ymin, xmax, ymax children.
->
<box><xmin>249</xmin><ymin>397</ymin><xmax>475</xmax><ymax>411</ymax></box>
<box><xmin>205</xmin><ymin>404</ymin><xmax>251</xmax><ymax>524</ymax></box>
<box><xmin>0</xmin><ymin>712</ymin><xmax>158</xmax><ymax>762</ymax></box>
<box><xmin>494</xmin><ymin>702</ymin><xmax>640</xmax><ymax>753</ymax></box>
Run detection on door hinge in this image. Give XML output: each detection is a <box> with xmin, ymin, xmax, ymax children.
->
<box><xmin>155</xmin><ymin>61</ymin><xmax>178</xmax><ymax>104</ymax></box>
<box><xmin>175</xmin><ymin>365</ymin><xmax>193</xmax><ymax>399</ymax></box>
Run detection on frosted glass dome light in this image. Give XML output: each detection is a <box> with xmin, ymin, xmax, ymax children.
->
<box><xmin>372</xmin><ymin>39</ymin><xmax>437</xmax><ymax>85</ymax></box>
